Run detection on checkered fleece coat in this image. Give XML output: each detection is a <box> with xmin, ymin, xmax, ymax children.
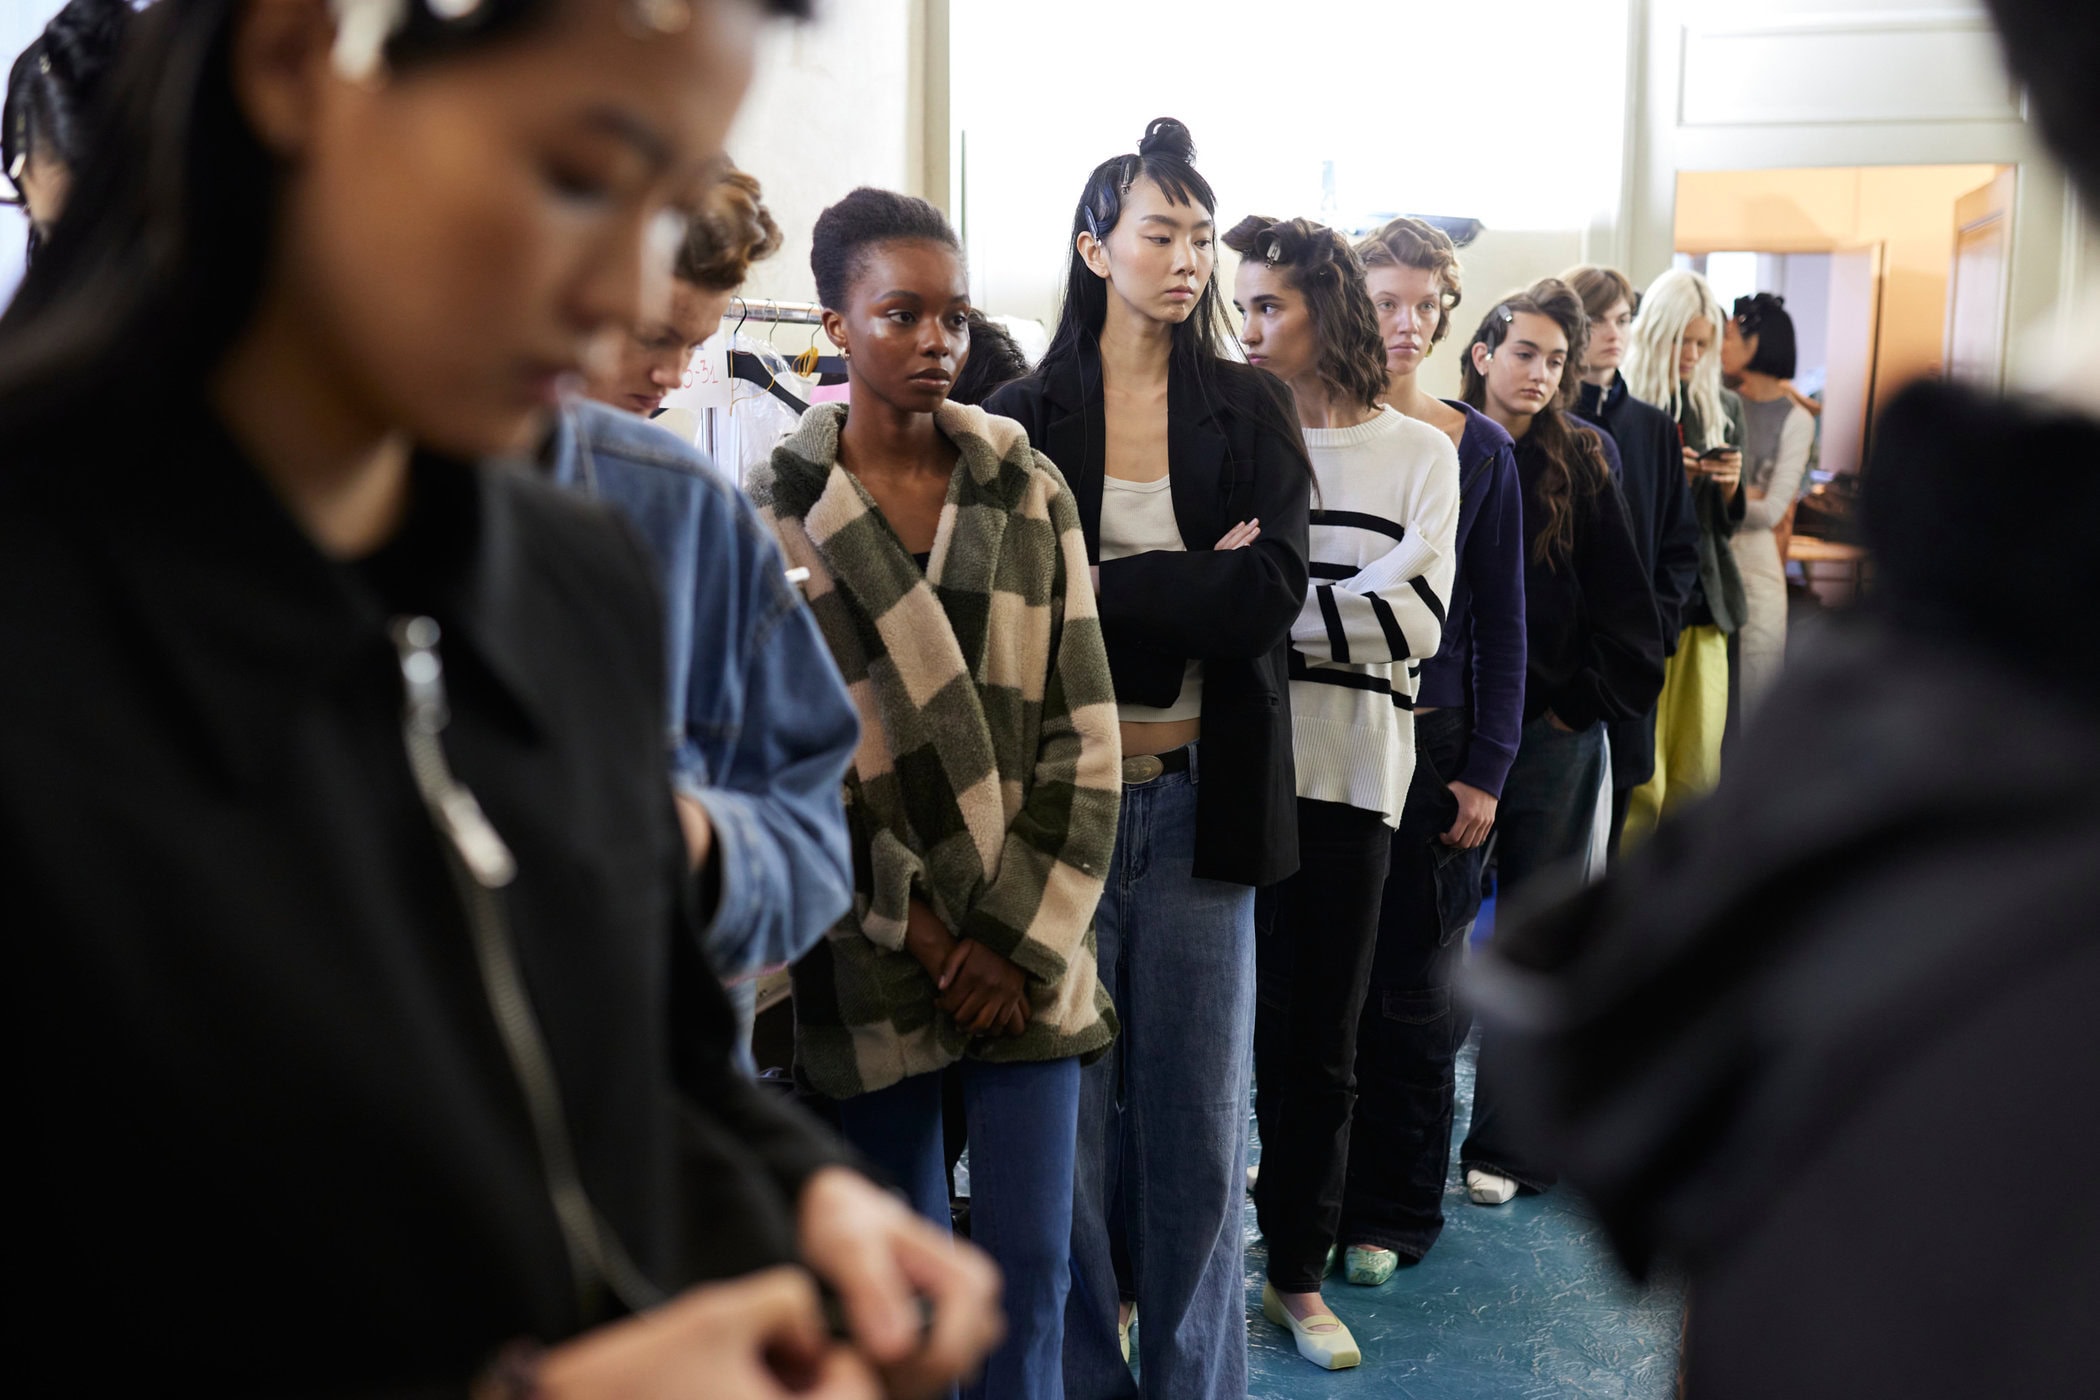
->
<box><xmin>747</xmin><ymin>401</ymin><xmax>1122</xmax><ymax>1099</ymax></box>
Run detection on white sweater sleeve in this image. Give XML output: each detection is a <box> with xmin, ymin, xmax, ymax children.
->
<box><xmin>1291</xmin><ymin>434</ymin><xmax>1462</xmax><ymax>665</ymax></box>
<box><xmin>1745</xmin><ymin>406</ymin><xmax>1815</xmax><ymax>531</ymax></box>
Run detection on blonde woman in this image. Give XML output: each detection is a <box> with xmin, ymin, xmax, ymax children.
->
<box><xmin>1619</xmin><ymin>268</ymin><xmax>1746</xmax><ymax>842</ymax></box>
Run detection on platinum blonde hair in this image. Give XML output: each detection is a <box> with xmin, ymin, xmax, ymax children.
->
<box><xmin>1623</xmin><ymin>267</ymin><xmax>1728</xmax><ymax>448</ymax></box>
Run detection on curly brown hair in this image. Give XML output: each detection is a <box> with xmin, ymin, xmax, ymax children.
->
<box><xmin>1458</xmin><ymin>278</ymin><xmax>1609</xmax><ymax>570</ymax></box>
<box><xmin>1354</xmin><ymin>216</ymin><xmax>1464</xmax><ymax>347</ymax></box>
<box><xmin>1222</xmin><ymin>214</ymin><xmax>1387</xmax><ymax>413</ymax></box>
<box><xmin>675</xmin><ymin>166</ymin><xmax>785</xmax><ymax>292</ymax></box>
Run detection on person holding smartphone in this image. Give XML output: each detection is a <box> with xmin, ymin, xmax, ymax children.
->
<box><xmin>1618</xmin><ymin>269</ymin><xmax>1746</xmax><ymax>846</ymax></box>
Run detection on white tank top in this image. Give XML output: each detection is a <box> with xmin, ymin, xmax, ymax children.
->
<box><xmin>1099</xmin><ymin>475</ymin><xmax>1204</xmax><ymax>724</ymax></box>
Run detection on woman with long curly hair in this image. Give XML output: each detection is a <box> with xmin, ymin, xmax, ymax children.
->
<box><xmin>1452</xmin><ymin>279</ymin><xmax>1663</xmax><ymax>1207</ymax></box>
<box><xmin>1224</xmin><ymin>214</ymin><xmax>1458</xmax><ymax>1371</ymax></box>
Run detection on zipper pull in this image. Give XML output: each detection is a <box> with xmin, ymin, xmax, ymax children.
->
<box><xmin>390</xmin><ymin>616</ymin><xmax>517</xmax><ymax>889</ymax></box>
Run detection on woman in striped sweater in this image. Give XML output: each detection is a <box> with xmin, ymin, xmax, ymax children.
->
<box><xmin>1226</xmin><ymin>216</ymin><xmax>1460</xmax><ymax>1372</ymax></box>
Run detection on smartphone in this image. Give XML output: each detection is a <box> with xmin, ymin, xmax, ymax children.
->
<box><xmin>1697</xmin><ymin>444</ymin><xmax>1738</xmax><ymax>461</ymax></box>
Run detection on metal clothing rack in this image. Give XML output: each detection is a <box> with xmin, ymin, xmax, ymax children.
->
<box><xmin>701</xmin><ymin>296</ymin><xmax>835</xmax><ymax>460</ymax></box>
<box><xmin>727</xmin><ymin>295</ymin><xmax>826</xmax><ymax>327</ymax></box>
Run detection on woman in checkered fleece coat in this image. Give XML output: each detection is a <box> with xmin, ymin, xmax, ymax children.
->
<box><xmin>745</xmin><ymin>187</ymin><xmax>1121</xmax><ymax>1398</ymax></box>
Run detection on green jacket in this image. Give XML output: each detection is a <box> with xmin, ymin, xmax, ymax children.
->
<box><xmin>1681</xmin><ymin>388</ymin><xmax>1750</xmax><ymax>634</ymax></box>
<box><xmin>746</xmin><ymin>402</ymin><xmax>1122</xmax><ymax>1099</ymax></box>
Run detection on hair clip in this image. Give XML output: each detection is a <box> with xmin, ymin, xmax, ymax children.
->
<box><xmin>329</xmin><ymin>0</ymin><xmax>405</xmax><ymax>82</ymax></box>
<box><xmin>1264</xmin><ymin>240</ymin><xmax>1282</xmax><ymax>267</ymax></box>
<box><xmin>623</xmin><ymin>0</ymin><xmax>693</xmax><ymax>36</ymax></box>
<box><xmin>1083</xmin><ymin>206</ymin><xmax>1104</xmax><ymax>241</ymax></box>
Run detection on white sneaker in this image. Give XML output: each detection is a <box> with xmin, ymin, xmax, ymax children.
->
<box><xmin>1465</xmin><ymin>1168</ymin><xmax>1519</xmax><ymax>1205</ymax></box>
<box><xmin>1118</xmin><ymin>1302</ymin><xmax>1135</xmax><ymax>1364</ymax></box>
<box><xmin>1245</xmin><ymin>1163</ymin><xmax>1260</xmax><ymax>1195</ymax></box>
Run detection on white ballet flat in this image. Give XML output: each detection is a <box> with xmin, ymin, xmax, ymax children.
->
<box><xmin>1466</xmin><ymin>1167</ymin><xmax>1520</xmax><ymax>1205</ymax></box>
<box><xmin>1261</xmin><ymin>1283</ymin><xmax>1362</xmax><ymax>1370</ymax></box>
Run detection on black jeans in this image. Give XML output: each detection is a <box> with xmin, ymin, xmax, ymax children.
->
<box><xmin>1459</xmin><ymin>715</ymin><xmax>1607</xmax><ymax>1192</ymax></box>
<box><xmin>1336</xmin><ymin>706</ymin><xmax>1486</xmax><ymax>1260</ymax></box>
<box><xmin>1252</xmin><ymin>797</ymin><xmax>1395</xmax><ymax>1291</ymax></box>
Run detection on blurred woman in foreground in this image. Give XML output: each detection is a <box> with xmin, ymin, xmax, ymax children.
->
<box><xmin>0</xmin><ymin>2</ymin><xmax>998</xmax><ymax>1394</ymax></box>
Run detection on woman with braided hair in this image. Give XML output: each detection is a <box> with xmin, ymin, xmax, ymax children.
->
<box><xmin>1224</xmin><ymin>213</ymin><xmax>1457</xmax><ymax>1371</ymax></box>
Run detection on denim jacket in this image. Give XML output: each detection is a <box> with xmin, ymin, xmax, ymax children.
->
<box><xmin>546</xmin><ymin>400</ymin><xmax>858</xmax><ymax>978</ymax></box>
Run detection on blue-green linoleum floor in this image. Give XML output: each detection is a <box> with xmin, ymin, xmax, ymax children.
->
<box><xmin>1236</xmin><ymin>1035</ymin><xmax>1682</xmax><ymax>1399</ymax></box>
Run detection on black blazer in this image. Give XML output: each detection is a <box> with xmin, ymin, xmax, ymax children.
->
<box><xmin>2</xmin><ymin>404</ymin><xmax>843</xmax><ymax>1389</ymax></box>
<box><xmin>987</xmin><ymin>339</ymin><xmax>1311</xmax><ymax>886</ymax></box>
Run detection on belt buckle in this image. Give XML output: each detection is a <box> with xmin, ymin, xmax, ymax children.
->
<box><xmin>1121</xmin><ymin>754</ymin><xmax>1165</xmax><ymax>786</ymax></box>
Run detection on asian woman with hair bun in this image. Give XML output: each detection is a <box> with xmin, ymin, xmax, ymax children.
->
<box><xmin>0</xmin><ymin>2</ymin><xmax>1002</xmax><ymax>1394</ymax></box>
<box><xmin>1451</xmin><ymin>281</ymin><xmax>1663</xmax><ymax>1207</ymax></box>
<box><xmin>987</xmin><ymin>119</ymin><xmax>1313</xmax><ymax>1400</ymax></box>
<box><xmin>1720</xmin><ymin>292</ymin><xmax>1815</xmax><ymax>710</ymax></box>
<box><xmin>1225</xmin><ymin>214</ymin><xmax>1458</xmax><ymax>1372</ymax></box>
<box><xmin>1618</xmin><ymin>267</ymin><xmax>1747</xmax><ymax>844</ymax></box>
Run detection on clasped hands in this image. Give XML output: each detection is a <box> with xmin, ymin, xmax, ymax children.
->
<box><xmin>904</xmin><ymin>899</ymin><xmax>1032</xmax><ymax>1038</ymax></box>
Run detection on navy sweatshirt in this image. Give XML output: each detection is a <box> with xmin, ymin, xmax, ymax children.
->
<box><xmin>1416</xmin><ymin>401</ymin><xmax>1528</xmax><ymax>798</ymax></box>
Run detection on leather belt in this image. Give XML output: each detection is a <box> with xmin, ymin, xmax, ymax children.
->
<box><xmin>1121</xmin><ymin>746</ymin><xmax>1192</xmax><ymax>786</ymax></box>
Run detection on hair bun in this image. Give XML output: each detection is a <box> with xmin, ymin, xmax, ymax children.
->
<box><xmin>43</xmin><ymin>0</ymin><xmax>136</xmax><ymax>83</ymax></box>
<box><xmin>1137</xmin><ymin>118</ymin><xmax>1197</xmax><ymax>165</ymax></box>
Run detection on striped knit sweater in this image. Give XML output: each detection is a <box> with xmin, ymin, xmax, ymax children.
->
<box><xmin>746</xmin><ymin>402</ymin><xmax>1123</xmax><ymax>1099</ymax></box>
<box><xmin>1288</xmin><ymin>406</ymin><xmax>1462</xmax><ymax>824</ymax></box>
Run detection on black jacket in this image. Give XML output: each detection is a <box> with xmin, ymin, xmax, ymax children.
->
<box><xmin>987</xmin><ymin>341</ymin><xmax>1312</xmax><ymax>886</ymax></box>
<box><xmin>1511</xmin><ymin>429</ymin><xmax>1665</xmax><ymax>730</ymax></box>
<box><xmin>1579</xmin><ymin>375</ymin><xmax>1702</xmax><ymax>786</ymax></box>
<box><xmin>1578</xmin><ymin>375</ymin><xmax>1700</xmax><ymax>644</ymax></box>
<box><xmin>4</xmin><ymin>406</ymin><xmax>842</xmax><ymax>1391</ymax></box>
<box><xmin>1471</xmin><ymin>382</ymin><xmax>2100</xmax><ymax>1397</ymax></box>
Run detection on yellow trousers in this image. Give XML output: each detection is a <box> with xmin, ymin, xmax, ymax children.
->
<box><xmin>1621</xmin><ymin>624</ymin><xmax>1728</xmax><ymax>849</ymax></box>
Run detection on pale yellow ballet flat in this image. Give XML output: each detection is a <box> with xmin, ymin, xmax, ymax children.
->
<box><xmin>1261</xmin><ymin>1282</ymin><xmax>1362</xmax><ymax>1370</ymax></box>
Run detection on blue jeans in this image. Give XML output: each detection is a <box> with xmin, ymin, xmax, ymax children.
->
<box><xmin>1460</xmin><ymin>715</ymin><xmax>1607</xmax><ymax>1191</ymax></box>
<box><xmin>1067</xmin><ymin>754</ymin><xmax>1258</xmax><ymax>1400</ymax></box>
<box><xmin>837</xmin><ymin>1057</ymin><xmax>1082</xmax><ymax>1400</ymax></box>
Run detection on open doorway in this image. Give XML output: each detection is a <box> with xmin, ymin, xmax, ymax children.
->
<box><xmin>1673</xmin><ymin>164</ymin><xmax>2013</xmax><ymax>476</ymax></box>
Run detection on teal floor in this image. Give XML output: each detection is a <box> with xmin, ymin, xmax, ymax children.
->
<box><xmin>1238</xmin><ymin>1036</ymin><xmax>1683</xmax><ymax>1399</ymax></box>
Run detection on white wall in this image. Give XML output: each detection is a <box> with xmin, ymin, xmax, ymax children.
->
<box><xmin>951</xmin><ymin>0</ymin><xmax>1628</xmax><ymax>339</ymax></box>
<box><xmin>720</xmin><ymin>0</ymin><xmax>926</xmax><ymax>353</ymax></box>
<box><xmin>1626</xmin><ymin>0</ymin><xmax>2089</xmax><ymax>391</ymax></box>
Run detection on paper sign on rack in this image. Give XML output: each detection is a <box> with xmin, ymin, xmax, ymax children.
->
<box><xmin>662</xmin><ymin>344</ymin><xmax>734</xmax><ymax>413</ymax></box>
